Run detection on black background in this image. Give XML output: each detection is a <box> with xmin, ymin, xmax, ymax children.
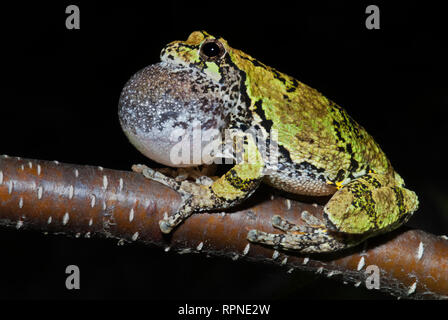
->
<box><xmin>0</xmin><ymin>1</ymin><xmax>446</xmax><ymax>300</ymax></box>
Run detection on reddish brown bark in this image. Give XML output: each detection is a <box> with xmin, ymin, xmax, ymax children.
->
<box><xmin>0</xmin><ymin>155</ymin><xmax>447</xmax><ymax>299</ymax></box>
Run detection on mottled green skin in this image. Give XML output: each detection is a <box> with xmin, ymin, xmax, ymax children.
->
<box><xmin>145</xmin><ymin>31</ymin><xmax>419</xmax><ymax>251</ymax></box>
<box><xmin>228</xmin><ymin>41</ymin><xmax>391</xmax><ymax>185</ymax></box>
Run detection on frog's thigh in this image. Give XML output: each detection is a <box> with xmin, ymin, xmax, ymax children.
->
<box><xmin>324</xmin><ymin>173</ymin><xmax>419</xmax><ymax>234</ymax></box>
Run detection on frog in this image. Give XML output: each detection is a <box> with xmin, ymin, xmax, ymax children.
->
<box><xmin>118</xmin><ymin>31</ymin><xmax>419</xmax><ymax>253</ymax></box>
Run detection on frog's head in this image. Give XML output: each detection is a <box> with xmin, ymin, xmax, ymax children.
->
<box><xmin>118</xmin><ymin>31</ymin><xmax>242</xmax><ymax>167</ymax></box>
<box><xmin>160</xmin><ymin>31</ymin><xmax>233</xmax><ymax>84</ymax></box>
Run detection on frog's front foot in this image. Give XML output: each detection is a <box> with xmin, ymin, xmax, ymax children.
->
<box><xmin>132</xmin><ymin>164</ymin><xmax>184</xmax><ymax>192</ymax></box>
<box><xmin>158</xmin><ymin>199</ymin><xmax>195</xmax><ymax>234</ymax></box>
<box><xmin>247</xmin><ymin>212</ymin><xmax>350</xmax><ymax>253</ymax></box>
<box><xmin>132</xmin><ymin>164</ymin><xmax>216</xmax><ymax>234</ymax></box>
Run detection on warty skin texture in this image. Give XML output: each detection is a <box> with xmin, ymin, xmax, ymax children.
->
<box><xmin>118</xmin><ymin>31</ymin><xmax>418</xmax><ymax>252</ymax></box>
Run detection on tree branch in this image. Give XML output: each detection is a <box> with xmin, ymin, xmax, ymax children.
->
<box><xmin>0</xmin><ymin>155</ymin><xmax>447</xmax><ymax>299</ymax></box>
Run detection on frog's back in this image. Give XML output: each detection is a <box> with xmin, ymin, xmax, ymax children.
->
<box><xmin>229</xmin><ymin>49</ymin><xmax>393</xmax><ymax>187</ymax></box>
<box><xmin>273</xmin><ymin>79</ymin><xmax>393</xmax><ymax>185</ymax></box>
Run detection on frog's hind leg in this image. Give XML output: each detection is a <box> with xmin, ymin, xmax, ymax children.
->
<box><xmin>248</xmin><ymin>173</ymin><xmax>418</xmax><ymax>253</ymax></box>
<box><xmin>247</xmin><ymin>214</ymin><xmax>352</xmax><ymax>253</ymax></box>
<box><xmin>323</xmin><ymin>172</ymin><xmax>419</xmax><ymax>236</ymax></box>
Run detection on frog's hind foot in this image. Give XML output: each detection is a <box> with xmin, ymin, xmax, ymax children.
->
<box><xmin>247</xmin><ymin>214</ymin><xmax>349</xmax><ymax>253</ymax></box>
<box><xmin>271</xmin><ymin>215</ymin><xmax>305</xmax><ymax>232</ymax></box>
<box><xmin>300</xmin><ymin>211</ymin><xmax>325</xmax><ymax>228</ymax></box>
<box><xmin>271</xmin><ymin>212</ymin><xmax>326</xmax><ymax>232</ymax></box>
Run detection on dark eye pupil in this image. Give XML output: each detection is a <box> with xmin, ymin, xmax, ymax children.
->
<box><xmin>201</xmin><ymin>42</ymin><xmax>220</xmax><ymax>58</ymax></box>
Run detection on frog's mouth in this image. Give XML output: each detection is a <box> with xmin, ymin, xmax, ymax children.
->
<box><xmin>118</xmin><ymin>62</ymin><xmax>228</xmax><ymax>167</ymax></box>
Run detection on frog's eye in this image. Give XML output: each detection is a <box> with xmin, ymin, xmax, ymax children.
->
<box><xmin>199</xmin><ymin>39</ymin><xmax>226</xmax><ymax>61</ymax></box>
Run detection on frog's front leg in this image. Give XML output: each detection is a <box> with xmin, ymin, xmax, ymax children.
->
<box><xmin>248</xmin><ymin>172</ymin><xmax>419</xmax><ymax>253</ymax></box>
<box><xmin>136</xmin><ymin>161</ymin><xmax>264</xmax><ymax>234</ymax></box>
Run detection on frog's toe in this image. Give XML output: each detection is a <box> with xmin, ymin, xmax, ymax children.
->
<box><xmin>159</xmin><ymin>220</ymin><xmax>173</xmax><ymax>234</ymax></box>
<box><xmin>157</xmin><ymin>198</ymin><xmax>196</xmax><ymax>234</ymax></box>
<box><xmin>247</xmin><ymin>229</ymin><xmax>284</xmax><ymax>246</ymax></box>
<box><xmin>132</xmin><ymin>164</ymin><xmax>181</xmax><ymax>191</ymax></box>
<box><xmin>271</xmin><ymin>215</ymin><xmax>284</xmax><ymax>228</ymax></box>
<box><xmin>246</xmin><ymin>229</ymin><xmax>259</xmax><ymax>242</ymax></box>
<box><xmin>272</xmin><ymin>215</ymin><xmax>321</xmax><ymax>234</ymax></box>
<box><xmin>271</xmin><ymin>215</ymin><xmax>303</xmax><ymax>232</ymax></box>
<box><xmin>300</xmin><ymin>211</ymin><xmax>326</xmax><ymax>228</ymax></box>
